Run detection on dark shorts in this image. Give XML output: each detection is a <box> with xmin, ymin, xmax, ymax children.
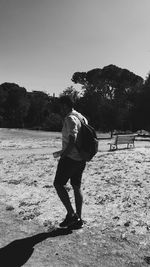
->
<box><xmin>54</xmin><ymin>157</ymin><xmax>86</xmax><ymax>187</ymax></box>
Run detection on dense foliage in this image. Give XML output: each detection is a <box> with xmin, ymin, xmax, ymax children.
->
<box><xmin>0</xmin><ymin>64</ymin><xmax>150</xmax><ymax>132</ymax></box>
<box><xmin>0</xmin><ymin>83</ymin><xmax>62</xmax><ymax>131</ymax></box>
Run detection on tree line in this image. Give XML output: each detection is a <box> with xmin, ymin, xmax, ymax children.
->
<box><xmin>0</xmin><ymin>64</ymin><xmax>150</xmax><ymax>132</ymax></box>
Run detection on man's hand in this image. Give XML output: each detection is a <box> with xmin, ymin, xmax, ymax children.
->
<box><xmin>53</xmin><ymin>150</ymin><xmax>62</xmax><ymax>158</ymax></box>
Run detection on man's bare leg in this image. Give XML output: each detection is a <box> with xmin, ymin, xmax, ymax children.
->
<box><xmin>54</xmin><ymin>183</ymin><xmax>74</xmax><ymax>215</ymax></box>
<box><xmin>73</xmin><ymin>185</ymin><xmax>83</xmax><ymax>218</ymax></box>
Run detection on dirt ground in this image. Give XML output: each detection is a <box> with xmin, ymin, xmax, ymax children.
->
<box><xmin>1</xmin><ymin>201</ymin><xmax>150</xmax><ymax>267</ymax></box>
<box><xmin>1</xmin><ymin>129</ymin><xmax>150</xmax><ymax>266</ymax></box>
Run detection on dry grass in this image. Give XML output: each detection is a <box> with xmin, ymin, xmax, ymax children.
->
<box><xmin>1</xmin><ymin>128</ymin><xmax>150</xmax><ymax>266</ymax></box>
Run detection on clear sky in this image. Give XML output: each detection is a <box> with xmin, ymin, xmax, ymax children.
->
<box><xmin>0</xmin><ymin>0</ymin><xmax>150</xmax><ymax>96</ymax></box>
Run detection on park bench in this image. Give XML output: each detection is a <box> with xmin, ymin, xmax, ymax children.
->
<box><xmin>108</xmin><ymin>134</ymin><xmax>137</xmax><ymax>151</ymax></box>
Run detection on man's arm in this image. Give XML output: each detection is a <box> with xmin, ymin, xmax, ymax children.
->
<box><xmin>61</xmin><ymin>135</ymin><xmax>75</xmax><ymax>158</ymax></box>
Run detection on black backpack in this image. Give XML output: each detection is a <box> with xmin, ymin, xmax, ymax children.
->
<box><xmin>73</xmin><ymin>114</ymin><xmax>99</xmax><ymax>161</ymax></box>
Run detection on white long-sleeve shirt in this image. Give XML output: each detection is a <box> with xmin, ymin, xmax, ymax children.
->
<box><xmin>62</xmin><ymin>109</ymin><xmax>88</xmax><ymax>161</ymax></box>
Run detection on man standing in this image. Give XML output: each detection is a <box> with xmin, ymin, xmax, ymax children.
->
<box><xmin>53</xmin><ymin>96</ymin><xmax>88</xmax><ymax>229</ymax></box>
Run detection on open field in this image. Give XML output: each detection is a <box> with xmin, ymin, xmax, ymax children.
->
<box><xmin>0</xmin><ymin>128</ymin><xmax>150</xmax><ymax>266</ymax></box>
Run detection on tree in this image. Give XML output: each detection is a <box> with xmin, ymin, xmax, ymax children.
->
<box><xmin>72</xmin><ymin>65</ymin><xmax>144</xmax><ymax>131</ymax></box>
<box><xmin>59</xmin><ymin>86</ymin><xmax>80</xmax><ymax>102</ymax></box>
<box><xmin>0</xmin><ymin>83</ymin><xmax>29</xmax><ymax>127</ymax></box>
<box><xmin>24</xmin><ymin>91</ymin><xmax>50</xmax><ymax>128</ymax></box>
<box><xmin>133</xmin><ymin>73</ymin><xmax>150</xmax><ymax>130</ymax></box>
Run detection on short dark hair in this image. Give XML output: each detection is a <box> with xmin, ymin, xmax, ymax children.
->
<box><xmin>59</xmin><ymin>96</ymin><xmax>74</xmax><ymax>109</ymax></box>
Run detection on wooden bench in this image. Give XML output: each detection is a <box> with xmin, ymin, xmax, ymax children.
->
<box><xmin>108</xmin><ymin>134</ymin><xmax>137</xmax><ymax>151</ymax></box>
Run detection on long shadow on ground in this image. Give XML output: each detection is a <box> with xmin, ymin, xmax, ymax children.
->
<box><xmin>0</xmin><ymin>228</ymin><xmax>72</xmax><ymax>267</ymax></box>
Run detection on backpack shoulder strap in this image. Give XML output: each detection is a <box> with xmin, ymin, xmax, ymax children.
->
<box><xmin>71</xmin><ymin>113</ymin><xmax>86</xmax><ymax>124</ymax></box>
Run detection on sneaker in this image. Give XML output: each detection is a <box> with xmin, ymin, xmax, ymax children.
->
<box><xmin>59</xmin><ymin>213</ymin><xmax>78</xmax><ymax>228</ymax></box>
<box><xmin>68</xmin><ymin>218</ymin><xmax>84</xmax><ymax>230</ymax></box>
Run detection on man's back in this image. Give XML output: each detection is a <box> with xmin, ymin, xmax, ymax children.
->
<box><xmin>62</xmin><ymin>109</ymin><xmax>88</xmax><ymax>161</ymax></box>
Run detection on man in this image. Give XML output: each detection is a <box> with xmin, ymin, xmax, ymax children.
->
<box><xmin>53</xmin><ymin>96</ymin><xmax>88</xmax><ymax>229</ymax></box>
